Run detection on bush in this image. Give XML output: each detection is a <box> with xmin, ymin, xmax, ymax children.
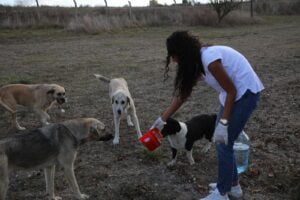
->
<box><xmin>254</xmin><ymin>0</ymin><xmax>300</xmax><ymax>15</ymax></box>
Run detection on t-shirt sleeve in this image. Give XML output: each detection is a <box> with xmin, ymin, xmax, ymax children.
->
<box><xmin>201</xmin><ymin>48</ymin><xmax>222</xmax><ymax>67</ymax></box>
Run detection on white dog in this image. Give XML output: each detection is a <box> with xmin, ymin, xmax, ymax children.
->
<box><xmin>94</xmin><ymin>74</ymin><xmax>142</xmax><ymax>144</ymax></box>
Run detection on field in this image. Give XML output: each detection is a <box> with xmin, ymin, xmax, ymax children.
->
<box><xmin>0</xmin><ymin>15</ymin><xmax>299</xmax><ymax>200</ymax></box>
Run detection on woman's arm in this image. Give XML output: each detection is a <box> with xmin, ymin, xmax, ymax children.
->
<box><xmin>208</xmin><ymin>59</ymin><xmax>237</xmax><ymax>121</ymax></box>
<box><xmin>161</xmin><ymin>96</ymin><xmax>185</xmax><ymax>121</ymax></box>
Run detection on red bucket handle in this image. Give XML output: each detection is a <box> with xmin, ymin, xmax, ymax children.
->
<box><xmin>151</xmin><ymin>128</ymin><xmax>163</xmax><ymax>139</ymax></box>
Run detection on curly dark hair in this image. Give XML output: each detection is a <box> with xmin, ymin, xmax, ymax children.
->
<box><xmin>164</xmin><ymin>31</ymin><xmax>206</xmax><ymax>100</ymax></box>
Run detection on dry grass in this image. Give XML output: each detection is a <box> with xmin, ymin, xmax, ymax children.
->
<box><xmin>253</xmin><ymin>0</ymin><xmax>300</xmax><ymax>15</ymax></box>
<box><xmin>1</xmin><ymin>1</ymin><xmax>298</xmax><ymax>32</ymax></box>
<box><xmin>0</xmin><ymin>5</ymin><xmax>260</xmax><ymax>32</ymax></box>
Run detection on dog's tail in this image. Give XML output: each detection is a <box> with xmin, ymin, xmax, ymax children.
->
<box><xmin>94</xmin><ymin>74</ymin><xmax>110</xmax><ymax>83</ymax></box>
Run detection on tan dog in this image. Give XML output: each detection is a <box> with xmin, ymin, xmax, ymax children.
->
<box><xmin>94</xmin><ymin>74</ymin><xmax>142</xmax><ymax>145</ymax></box>
<box><xmin>0</xmin><ymin>118</ymin><xmax>109</xmax><ymax>200</ymax></box>
<box><xmin>0</xmin><ymin>84</ymin><xmax>66</xmax><ymax>130</ymax></box>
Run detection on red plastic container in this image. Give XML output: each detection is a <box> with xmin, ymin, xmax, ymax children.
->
<box><xmin>139</xmin><ymin>128</ymin><xmax>163</xmax><ymax>152</ymax></box>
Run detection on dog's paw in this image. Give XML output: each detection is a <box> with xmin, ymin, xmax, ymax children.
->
<box><xmin>189</xmin><ymin>160</ymin><xmax>195</xmax><ymax>165</ymax></box>
<box><xmin>17</xmin><ymin>126</ymin><xmax>26</xmax><ymax>131</ymax></box>
<box><xmin>167</xmin><ymin>160</ymin><xmax>176</xmax><ymax>167</ymax></box>
<box><xmin>127</xmin><ymin>122</ymin><xmax>134</xmax><ymax>127</ymax></box>
<box><xmin>113</xmin><ymin>138</ymin><xmax>119</xmax><ymax>145</ymax></box>
<box><xmin>60</xmin><ymin>108</ymin><xmax>65</xmax><ymax>113</ymax></box>
<box><xmin>76</xmin><ymin>193</ymin><xmax>89</xmax><ymax>199</ymax></box>
<box><xmin>49</xmin><ymin>196</ymin><xmax>62</xmax><ymax>200</ymax></box>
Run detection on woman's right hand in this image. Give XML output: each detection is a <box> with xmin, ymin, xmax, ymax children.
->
<box><xmin>213</xmin><ymin>122</ymin><xmax>228</xmax><ymax>145</ymax></box>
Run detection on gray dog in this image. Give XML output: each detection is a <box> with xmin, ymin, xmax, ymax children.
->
<box><xmin>0</xmin><ymin>118</ymin><xmax>110</xmax><ymax>200</ymax></box>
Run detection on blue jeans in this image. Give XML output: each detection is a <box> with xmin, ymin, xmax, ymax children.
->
<box><xmin>216</xmin><ymin>90</ymin><xmax>260</xmax><ymax>194</ymax></box>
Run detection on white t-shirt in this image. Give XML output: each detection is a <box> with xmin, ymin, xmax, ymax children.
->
<box><xmin>201</xmin><ymin>46</ymin><xmax>264</xmax><ymax>106</ymax></box>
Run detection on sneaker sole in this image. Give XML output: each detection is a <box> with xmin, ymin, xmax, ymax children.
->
<box><xmin>208</xmin><ymin>184</ymin><xmax>243</xmax><ymax>199</ymax></box>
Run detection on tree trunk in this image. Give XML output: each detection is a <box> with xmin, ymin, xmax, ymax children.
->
<box><xmin>35</xmin><ymin>0</ymin><xmax>39</xmax><ymax>7</ymax></box>
<box><xmin>104</xmin><ymin>0</ymin><xmax>108</xmax><ymax>7</ymax></box>
<box><xmin>35</xmin><ymin>0</ymin><xmax>40</xmax><ymax>21</ymax></box>
<box><xmin>210</xmin><ymin>0</ymin><xmax>242</xmax><ymax>24</ymax></box>
<box><xmin>73</xmin><ymin>0</ymin><xmax>78</xmax><ymax>21</ymax></box>
<box><xmin>128</xmin><ymin>1</ymin><xmax>132</xmax><ymax>20</ymax></box>
<box><xmin>250</xmin><ymin>0</ymin><xmax>253</xmax><ymax>17</ymax></box>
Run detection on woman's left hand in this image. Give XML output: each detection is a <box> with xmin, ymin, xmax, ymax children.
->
<box><xmin>213</xmin><ymin>122</ymin><xmax>228</xmax><ymax>145</ymax></box>
<box><xmin>151</xmin><ymin>117</ymin><xmax>166</xmax><ymax>131</ymax></box>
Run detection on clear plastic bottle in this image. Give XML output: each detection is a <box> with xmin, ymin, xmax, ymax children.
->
<box><xmin>233</xmin><ymin>131</ymin><xmax>250</xmax><ymax>174</ymax></box>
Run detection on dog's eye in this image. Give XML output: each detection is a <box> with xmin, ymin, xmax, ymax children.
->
<box><xmin>62</xmin><ymin>92</ymin><xmax>65</xmax><ymax>96</ymax></box>
<box><xmin>115</xmin><ymin>100</ymin><xmax>118</xmax><ymax>104</ymax></box>
<box><xmin>121</xmin><ymin>101</ymin><xmax>125</xmax><ymax>105</ymax></box>
<box><xmin>57</xmin><ymin>93</ymin><xmax>62</xmax><ymax>96</ymax></box>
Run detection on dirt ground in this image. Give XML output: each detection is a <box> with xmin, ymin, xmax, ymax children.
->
<box><xmin>0</xmin><ymin>16</ymin><xmax>299</xmax><ymax>200</ymax></box>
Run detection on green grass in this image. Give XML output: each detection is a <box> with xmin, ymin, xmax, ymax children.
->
<box><xmin>0</xmin><ymin>75</ymin><xmax>34</xmax><ymax>86</ymax></box>
<box><xmin>262</xmin><ymin>15</ymin><xmax>300</xmax><ymax>25</ymax></box>
<box><xmin>138</xmin><ymin>148</ymin><xmax>165</xmax><ymax>162</ymax></box>
<box><xmin>0</xmin><ymin>28</ymin><xmax>78</xmax><ymax>40</ymax></box>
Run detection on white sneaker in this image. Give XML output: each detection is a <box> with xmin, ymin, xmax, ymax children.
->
<box><xmin>209</xmin><ymin>183</ymin><xmax>243</xmax><ymax>198</ymax></box>
<box><xmin>199</xmin><ymin>189</ymin><xmax>229</xmax><ymax>200</ymax></box>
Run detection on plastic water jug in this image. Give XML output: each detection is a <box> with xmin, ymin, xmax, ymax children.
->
<box><xmin>233</xmin><ymin>131</ymin><xmax>250</xmax><ymax>174</ymax></box>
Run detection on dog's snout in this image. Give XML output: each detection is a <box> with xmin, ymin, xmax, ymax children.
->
<box><xmin>57</xmin><ymin>98</ymin><xmax>66</xmax><ymax>104</ymax></box>
<box><xmin>117</xmin><ymin>110</ymin><xmax>122</xmax><ymax>115</ymax></box>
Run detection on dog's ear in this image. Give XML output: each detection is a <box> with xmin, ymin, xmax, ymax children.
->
<box><xmin>161</xmin><ymin>118</ymin><xmax>181</xmax><ymax>136</ymax></box>
<box><xmin>47</xmin><ymin>89</ymin><xmax>55</xmax><ymax>95</ymax></box>
<box><xmin>111</xmin><ymin>96</ymin><xmax>115</xmax><ymax>104</ymax></box>
<box><xmin>170</xmin><ymin>119</ymin><xmax>181</xmax><ymax>133</ymax></box>
<box><xmin>127</xmin><ymin>96</ymin><xmax>131</xmax><ymax>105</ymax></box>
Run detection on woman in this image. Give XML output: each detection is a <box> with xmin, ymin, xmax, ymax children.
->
<box><xmin>152</xmin><ymin>31</ymin><xmax>264</xmax><ymax>200</ymax></box>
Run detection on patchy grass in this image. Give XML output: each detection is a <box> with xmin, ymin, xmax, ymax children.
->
<box><xmin>0</xmin><ymin>75</ymin><xmax>34</xmax><ymax>86</ymax></box>
<box><xmin>0</xmin><ymin>15</ymin><xmax>299</xmax><ymax>200</ymax></box>
<box><xmin>263</xmin><ymin>15</ymin><xmax>300</xmax><ymax>25</ymax></box>
<box><xmin>138</xmin><ymin>148</ymin><xmax>165</xmax><ymax>162</ymax></box>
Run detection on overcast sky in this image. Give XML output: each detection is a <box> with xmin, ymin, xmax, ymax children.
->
<box><xmin>0</xmin><ymin>0</ymin><xmax>210</xmax><ymax>7</ymax></box>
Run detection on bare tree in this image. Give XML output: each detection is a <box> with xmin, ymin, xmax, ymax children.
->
<box><xmin>149</xmin><ymin>0</ymin><xmax>159</xmax><ymax>6</ymax></box>
<box><xmin>104</xmin><ymin>0</ymin><xmax>108</xmax><ymax>7</ymax></box>
<box><xmin>210</xmin><ymin>0</ymin><xmax>242</xmax><ymax>23</ymax></box>
<box><xmin>173</xmin><ymin>0</ymin><xmax>177</xmax><ymax>4</ymax></box>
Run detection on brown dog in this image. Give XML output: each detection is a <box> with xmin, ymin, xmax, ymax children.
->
<box><xmin>0</xmin><ymin>84</ymin><xmax>66</xmax><ymax>130</ymax></box>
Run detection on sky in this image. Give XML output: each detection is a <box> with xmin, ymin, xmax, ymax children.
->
<box><xmin>0</xmin><ymin>0</ymin><xmax>210</xmax><ymax>7</ymax></box>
